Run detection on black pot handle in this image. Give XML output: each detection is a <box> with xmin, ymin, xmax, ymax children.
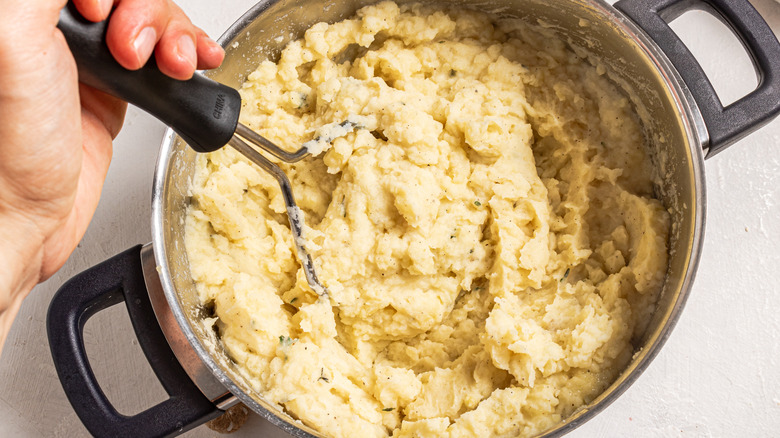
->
<box><xmin>614</xmin><ymin>0</ymin><xmax>780</xmax><ymax>157</ymax></box>
<box><xmin>47</xmin><ymin>245</ymin><xmax>221</xmax><ymax>437</ymax></box>
<box><xmin>57</xmin><ymin>1</ymin><xmax>241</xmax><ymax>153</ymax></box>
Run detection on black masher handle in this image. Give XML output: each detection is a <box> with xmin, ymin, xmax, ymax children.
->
<box><xmin>57</xmin><ymin>1</ymin><xmax>241</xmax><ymax>153</ymax></box>
<box><xmin>47</xmin><ymin>246</ymin><xmax>221</xmax><ymax>437</ymax></box>
<box><xmin>615</xmin><ymin>0</ymin><xmax>780</xmax><ymax>157</ymax></box>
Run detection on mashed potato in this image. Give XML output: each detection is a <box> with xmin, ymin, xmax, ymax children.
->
<box><xmin>184</xmin><ymin>2</ymin><xmax>670</xmax><ymax>437</ymax></box>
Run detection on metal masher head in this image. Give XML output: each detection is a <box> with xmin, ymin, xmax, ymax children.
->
<box><xmin>227</xmin><ymin>121</ymin><xmax>362</xmax><ymax>296</ymax></box>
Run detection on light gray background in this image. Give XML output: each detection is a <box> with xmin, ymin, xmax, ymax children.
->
<box><xmin>1</xmin><ymin>0</ymin><xmax>779</xmax><ymax>436</ymax></box>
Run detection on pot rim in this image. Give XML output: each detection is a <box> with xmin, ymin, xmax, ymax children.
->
<box><xmin>151</xmin><ymin>0</ymin><xmax>707</xmax><ymax>436</ymax></box>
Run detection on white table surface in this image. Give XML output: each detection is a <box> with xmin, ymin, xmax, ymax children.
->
<box><xmin>2</xmin><ymin>0</ymin><xmax>779</xmax><ymax>436</ymax></box>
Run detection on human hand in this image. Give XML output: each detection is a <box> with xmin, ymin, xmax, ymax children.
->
<box><xmin>0</xmin><ymin>0</ymin><xmax>224</xmax><ymax>349</ymax></box>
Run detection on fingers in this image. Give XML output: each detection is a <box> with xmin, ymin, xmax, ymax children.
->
<box><xmin>72</xmin><ymin>0</ymin><xmax>114</xmax><ymax>22</ymax></box>
<box><xmin>104</xmin><ymin>0</ymin><xmax>224</xmax><ymax>80</ymax></box>
<box><xmin>105</xmin><ymin>0</ymin><xmax>171</xmax><ymax>72</ymax></box>
<box><xmin>195</xmin><ymin>30</ymin><xmax>225</xmax><ymax>70</ymax></box>
<box><xmin>151</xmin><ymin>3</ymin><xmax>199</xmax><ymax>80</ymax></box>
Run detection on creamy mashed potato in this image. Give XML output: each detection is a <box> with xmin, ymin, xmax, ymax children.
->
<box><xmin>184</xmin><ymin>2</ymin><xmax>670</xmax><ymax>437</ymax></box>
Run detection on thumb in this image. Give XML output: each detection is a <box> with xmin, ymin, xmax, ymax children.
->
<box><xmin>0</xmin><ymin>0</ymin><xmax>67</xmax><ymax>43</ymax></box>
<box><xmin>0</xmin><ymin>0</ymin><xmax>74</xmax><ymax>99</ymax></box>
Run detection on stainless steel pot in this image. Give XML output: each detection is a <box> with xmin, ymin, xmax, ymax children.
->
<box><xmin>47</xmin><ymin>0</ymin><xmax>780</xmax><ymax>437</ymax></box>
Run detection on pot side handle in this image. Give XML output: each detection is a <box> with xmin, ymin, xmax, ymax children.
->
<box><xmin>46</xmin><ymin>245</ymin><xmax>221</xmax><ymax>437</ymax></box>
<box><xmin>615</xmin><ymin>0</ymin><xmax>780</xmax><ymax>157</ymax></box>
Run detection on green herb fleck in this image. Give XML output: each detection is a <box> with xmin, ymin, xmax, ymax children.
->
<box><xmin>474</xmin><ymin>200</ymin><xmax>482</xmax><ymax>207</ymax></box>
<box><xmin>340</xmin><ymin>119</ymin><xmax>357</xmax><ymax>129</ymax></box>
<box><xmin>561</xmin><ymin>268</ymin><xmax>570</xmax><ymax>283</ymax></box>
<box><xmin>290</xmin><ymin>297</ymin><xmax>298</xmax><ymax>304</ymax></box>
<box><xmin>279</xmin><ymin>335</ymin><xmax>296</xmax><ymax>347</ymax></box>
<box><xmin>450</xmin><ymin>69</ymin><xmax>457</xmax><ymax>77</ymax></box>
<box><xmin>382</xmin><ymin>407</ymin><xmax>394</xmax><ymax>412</ymax></box>
<box><xmin>600</xmin><ymin>141</ymin><xmax>605</xmax><ymax>147</ymax></box>
<box><xmin>297</xmin><ymin>93</ymin><xmax>308</xmax><ymax>109</ymax></box>
<box><xmin>318</xmin><ymin>368</ymin><xmax>330</xmax><ymax>382</ymax></box>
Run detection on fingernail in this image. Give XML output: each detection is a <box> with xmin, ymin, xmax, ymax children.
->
<box><xmin>133</xmin><ymin>27</ymin><xmax>157</xmax><ymax>67</ymax></box>
<box><xmin>98</xmin><ymin>0</ymin><xmax>113</xmax><ymax>18</ymax></box>
<box><xmin>176</xmin><ymin>35</ymin><xmax>197</xmax><ymax>69</ymax></box>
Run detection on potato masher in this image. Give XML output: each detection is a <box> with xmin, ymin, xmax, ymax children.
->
<box><xmin>58</xmin><ymin>2</ymin><xmax>344</xmax><ymax>296</ymax></box>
